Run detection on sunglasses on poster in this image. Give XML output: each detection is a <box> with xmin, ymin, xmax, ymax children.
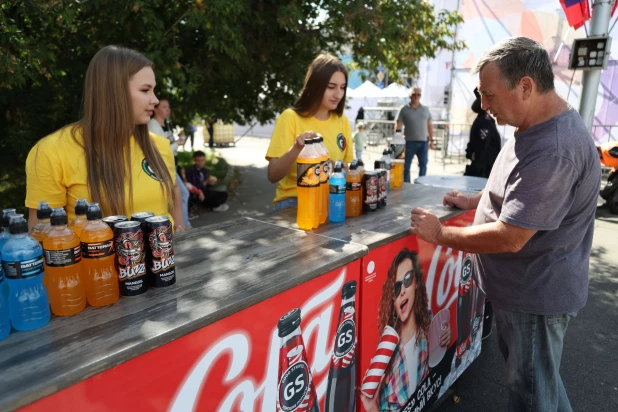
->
<box><xmin>394</xmin><ymin>270</ymin><xmax>415</xmax><ymax>297</ymax></box>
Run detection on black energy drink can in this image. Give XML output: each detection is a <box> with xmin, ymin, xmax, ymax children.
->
<box><xmin>145</xmin><ymin>216</ymin><xmax>176</xmax><ymax>287</ymax></box>
<box><xmin>131</xmin><ymin>212</ymin><xmax>155</xmax><ymax>231</ymax></box>
<box><xmin>113</xmin><ymin>221</ymin><xmax>148</xmax><ymax>296</ymax></box>
<box><xmin>103</xmin><ymin>215</ymin><xmax>128</xmax><ymax>231</ymax></box>
<box><xmin>362</xmin><ymin>172</ymin><xmax>379</xmax><ymax>213</ymax></box>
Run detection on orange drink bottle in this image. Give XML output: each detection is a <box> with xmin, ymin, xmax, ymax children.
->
<box><xmin>314</xmin><ymin>136</ymin><xmax>330</xmax><ymax>225</ymax></box>
<box><xmin>69</xmin><ymin>198</ymin><xmax>89</xmax><ymax>237</ymax></box>
<box><xmin>393</xmin><ymin>159</ymin><xmax>405</xmax><ymax>188</ymax></box>
<box><xmin>346</xmin><ymin>162</ymin><xmax>363</xmax><ymax>217</ymax></box>
<box><xmin>297</xmin><ymin>139</ymin><xmax>321</xmax><ymax>230</ymax></box>
<box><xmin>30</xmin><ymin>201</ymin><xmax>52</xmax><ymax>246</ymax></box>
<box><xmin>80</xmin><ymin>203</ymin><xmax>119</xmax><ymax>306</ymax></box>
<box><xmin>43</xmin><ymin>208</ymin><xmax>86</xmax><ymax>316</ymax></box>
<box><xmin>357</xmin><ymin>159</ymin><xmax>366</xmax><ymax>201</ymax></box>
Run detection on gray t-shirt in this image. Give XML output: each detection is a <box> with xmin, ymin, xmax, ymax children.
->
<box><xmin>473</xmin><ymin>108</ymin><xmax>601</xmax><ymax>315</ymax></box>
<box><xmin>398</xmin><ymin>105</ymin><xmax>432</xmax><ymax>142</ymax></box>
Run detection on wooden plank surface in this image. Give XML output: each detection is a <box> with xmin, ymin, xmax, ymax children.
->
<box><xmin>0</xmin><ymin>218</ymin><xmax>367</xmax><ymax>411</ymax></box>
<box><xmin>251</xmin><ymin>183</ymin><xmax>470</xmax><ymax>249</ymax></box>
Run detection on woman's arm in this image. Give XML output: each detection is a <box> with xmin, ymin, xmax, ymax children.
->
<box><xmin>170</xmin><ymin>184</ymin><xmax>185</xmax><ymax>232</ymax></box>
<box><xmin>267</xmin><ymin>131</ymin><xmax>315</xmax><ymax>183</ymax></box>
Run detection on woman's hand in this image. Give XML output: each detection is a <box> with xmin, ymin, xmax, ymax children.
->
<box><xmin>295</xmin><ymin>131</ymin><xmax>317</xmax><ymax>150</ymax></box>
<box><xmin>175</xmin><ymin>224</ymin><xmax>186</xmax><ymax>233</ymax></box>
<box><xmin>359</xmin><ymin>386</ymin><xmax>381</xmax><ymax>412</ymax></box>
<box><xmin>439</xmin><ymin>322</ymin><xmax>452</xmax><ymax>347</ymax></box>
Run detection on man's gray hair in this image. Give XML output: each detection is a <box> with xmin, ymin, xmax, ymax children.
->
<box><xmin>475</xmin><ymin>37</ymin><xmax>555</xmax><ymax>93</ymax></box>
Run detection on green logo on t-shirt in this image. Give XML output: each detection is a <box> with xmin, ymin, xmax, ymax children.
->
<box><xmin>142</xmin><ymin>159</ymin><xmax>161</xmax><ymax>181</ymax></box>
<box><xmin>337</xmin><ymin>133</ymin><xmax>346</xmax><ymax>152</ymax></box>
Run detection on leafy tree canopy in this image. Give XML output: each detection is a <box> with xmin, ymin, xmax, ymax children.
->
<box><xmin>0</xmin><ymin>0</ymin><xmax>464</xmax><ymax>201</ymax></box>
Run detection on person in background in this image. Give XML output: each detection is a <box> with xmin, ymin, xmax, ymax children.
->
<box><xmin>396</xmin><ymin>88</ymin><xmax>433</xmax><ymax>182</ymax></box>
<box><xmin>353</xmin><ymin>121</ymin><xmax>367</xmax><ymax>161</ymax></box>
<box><xmin>148</xmin><ymin>97</ymin><xmax>191</xmax><ymax>229</ymax></box>
<box><xmin>185</xmin><ymin>151</ymin><xmax>229</xmax><ymax>212</ymax></box>
<box><xmin>184</xmin><ymin>122</ymin><xmax>196</xmax><ymax>151</ymax></box>
<box><xmin>465</xmin><ymin>87</ymin><xmax>501</xmax><ymax>178</ymax></box>
<box><xmin>265</xmin><ymin>53</ymin><xmax>354</xmax><ymax>210</ymax></box>
<box><xmin>26</xmin><ymin>45</ymin><xmax>184</xmax><ymax>231</ymax></box>
<box><xmin>410</xmin><ymin>37</ymin><xmax>601</xmax><ymax>411</ymax></box>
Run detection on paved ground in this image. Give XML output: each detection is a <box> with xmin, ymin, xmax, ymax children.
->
<box><xmin>186</xmin><ymin>128</ymin><xmax>618</xmax><ymax>411</ymax></box>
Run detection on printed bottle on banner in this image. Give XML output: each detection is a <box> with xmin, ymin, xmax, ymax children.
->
<box><xmin>69</xmin><ymin>198</ymin><xmax>89</xmax><ymax>237</ymax></box>
<box><xmin>80</xmin><ymin>203</ymin><xmax>119</xmax><ymax>307</ymax></box>
<box><xmin>0</xmin><ymin>252</ymin><xmax>10</xmax><ymax>341</ymax></box>
<box><xmin>472</xmin><ymin>277</ymin><xmax>485</xmax><ymax>338</ymax></box>
<box><xmin>30</xmin><ymin>201</ymin><xmax>52</xmax><ymax>245</ymax></box>
<box><xmin>296</xmin><ymin>139</ymin><xmax>321</xmax><ymax>230</ymax></box>
<box><xmin>329</xmin><ymin>161</ymin><xmax>346</xmax><ymax>223</ymax></box>
<box><xmin>345</xmin><ymin>162</ymin><xmax>362</xmax><ymax>217</ymax></box>
<box><xmin>455</xmin><ymin>253</ymin><xmax>474</xmax><ymax>367</ymax></box>
<box><xmin>43</xmin><ymin>208</ymin><xmax>86</xmax><ymax>316</ymax></box>
<box><xmin>325</xmin><ymin>280</ymin><xmax>357</xmax><ymax>412</ymax></box>
<box><xmin>145</xmin><ymin>216</ymin><xmax>176</xmax><ymax>287</ymax></box>
<box><xmin>1</xmin><ymin>214</ymin><xmax>50</xmax><ymax>331</ymax></box>
<box><xmin>276</xmin><ymin>308</ymin><xmax>320</xmax><ymax>412</ymax></box>
<box><xmin>315</xmin><ymin>136</ymin><xmax>330</xmax><ymax>225</ymax></box>
<box><xmin>0</xmin><ymin>209</ymin><xmax>17</xmax><ymax>252</ymax></box>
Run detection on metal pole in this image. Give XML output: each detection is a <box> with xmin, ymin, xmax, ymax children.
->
<box><xmin>579</xmin><ymin>0</ymin><xmax>614</xmax><ymax>129</ymax></box>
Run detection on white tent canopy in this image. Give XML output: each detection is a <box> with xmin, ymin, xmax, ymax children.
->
<box><xmin>384</xmin><ymin>83</ymin><xmax>411</xmax><ymax>98</ymax></box>
<box><xmin>348</xmin><ymin>80</ymin><xmax>383</xmax><ymax>98</ymax></box>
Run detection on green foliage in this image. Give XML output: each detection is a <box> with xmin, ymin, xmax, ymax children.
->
<box><xmin>0</xmin><ymin>0</ymin><xmax>463</xmax><ymax>197</ymax></box>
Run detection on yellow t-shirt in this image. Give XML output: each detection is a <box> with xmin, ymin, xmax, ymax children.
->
<box><xmin>25</xmin><ymin>126</ymin><xmax>176</xmax><ymax>223</ymax></box>
<box><xmin>265</xmin><ymin>109</ymin><xmax>353</xmax><ymax>204</ymax></box>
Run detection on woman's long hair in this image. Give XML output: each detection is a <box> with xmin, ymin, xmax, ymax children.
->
<box><xmin>292</xmin><ymin>53</ymin><xmax>348</xmax><ymax>118</ymax></box>
<box><xmin>70</xmin><ymin>45</ymin><xmax>175</xmax><ymax>216</ymax></box>
<box><xmin>378</xmin><ymin>249</ymin><xmax>431</xmax><ymax>346</ymax></box>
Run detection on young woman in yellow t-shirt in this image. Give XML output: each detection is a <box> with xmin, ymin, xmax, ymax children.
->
<box><xmin>26</xmin><ymin>46</ymin><xmax>184</xmax><ymax>231</ymax></box>
<box><xmin>265</xmin><ymin>53</ymin><xmax>353</xmax><ymax>209</ymax></box>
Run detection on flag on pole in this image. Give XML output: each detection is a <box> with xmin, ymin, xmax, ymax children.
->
<box><xmin>560</xmin><ymin>0</ymin><xmax>591</xmax><ymax>29</ymax></box>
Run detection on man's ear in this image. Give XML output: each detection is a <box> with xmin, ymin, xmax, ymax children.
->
<box><xmin>520</xmin><ymin>76</ymin><xmax>534</xmax><ymax>100</ymax></box>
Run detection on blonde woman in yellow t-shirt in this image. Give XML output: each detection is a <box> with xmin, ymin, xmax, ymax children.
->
<box><xmin>265</xmin><ymin>53</ymin><xmax>353</xmax><ymax>209</ymax></box>
<box><xmin>26</xmin><ymin>46</ymin><xmax>184</xmax><ymax>231</ymax></box>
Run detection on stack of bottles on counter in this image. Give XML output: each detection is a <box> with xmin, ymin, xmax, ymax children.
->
<box><xmin>0</xmin><ymin>201</ymin><xmax>177</xmax><ymax>341</ymax></box>
<box><xmin>296</xmin><ymin>132</ymin><xmax>407</xmax><ymax>230</ymax></box>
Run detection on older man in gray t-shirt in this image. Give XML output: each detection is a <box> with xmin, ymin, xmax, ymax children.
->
<box><xmin>397</xmin><ymin>88</ymin><xmax>433</xmax><ymax>182</ymax></box>
<box><xmin>409</xmin><ymin>37</ymin><xmax>600</xmax><ymax>412</ymax></box>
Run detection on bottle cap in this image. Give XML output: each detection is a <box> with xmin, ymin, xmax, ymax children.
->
<box><xmin>50</xmin><ymin>208</ymin><xmax>68</xmax><ymax>226</ymax></box>
<box><xmin>387</xmin><ymin>148</ymin><xmax>393</xmax><ymax>155</ymax></box>
<box><xmin>75</xmin><ymin>199</ymin><xmax>89</xmax><ymax>215</ymax></box>
<box><xmin>357</xmin><ymin>159</ymin><xmax>364</xmax><ymax>167</ymax></box>
<box><xmin>86</xmin><ymin>203</ymin><xmax>103</xmax><ymax>220</ymax></box>
<box><xmin>334</xmin><ymin>160</ymin><xmax>343</xmax><ymax>173</ymax></box>
<box><xmin>383</xmin><ymin>149</ymin><xmax>389</xmax><ymax>155</ymax></box>
<box><xmin>277</xmin><ymin>308</ymin><xmax>302</xmax><ymax>337</ymax></box>
<box><xmin>350</xmin><ymin>160</ymin><xmax>358</xmax><ymax>170</ymax></box>
<box><xmin>304</xmin><ymin>138</ymin><xmax>313</xmax><ymax>145</ymax></box>
<box><xmin>2</xmin><ymin>209</ymin><xmax>16</xmax><ymax>228</ymax></box>
<box><xmin>342</xmin><ymin>280</ymin><xmax>357</xmax><ymax>298</ymax></box>
<box><xmin>37</xmin><ymin>202</ymin><xmax>52</xmax><ymax>219</ymax></box>
<box><xmin>9</xmin><ymin>214</ymin><xmax>28</xmax><ymax>234</ymax></box>
<box><xmin>311</xmin><ymin>137</ymin><xmax>321</xmax><ymax>145</ymax></box>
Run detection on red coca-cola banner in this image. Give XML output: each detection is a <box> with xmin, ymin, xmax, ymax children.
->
<box><xmin>21</xmin><ymin>260</ymin><xmax>361</xmax><ymax>412</ymax></box>
<box><xmin>358</xmin><ymin>210</ymin><xmax>483</xmax><ymax>412</ymax></box>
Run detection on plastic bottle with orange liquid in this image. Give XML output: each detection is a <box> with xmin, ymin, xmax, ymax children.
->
<box><xmin>69</xmin><ymin>199</ymin><xmax>89</xmax><ymax>237</ymax></box>
<box><xmin>80</xmin><ymin>203</ymin><xmax>119</xmax><ymax>306</ymax></box>
<box><xmin>43</xmin><ymin>208</ymin><xmax>86</xmax><ymax>316</ymax></box>
<box><xmin>296</xmin><ymin>139</ymin><xmax>321</xmax><ymax>230</ymax></box>
<box><xmin>346</xmin><ymin>162</ymin><xmax>363</xmax><ymax>217</ymax></box>
<box><xmin>314</xmin><ymin>136</ymin><xmax>331</xmax><ymax>225</ymax></box>
<box><xmin>30</xmin><ymin>202</ymin><xmax>52</xmax><ymax>246</ymax></box>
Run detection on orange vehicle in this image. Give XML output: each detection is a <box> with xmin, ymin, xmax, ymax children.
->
<box><xmin>80</xmin><ymin>203</ymin><xmax>119</xmax><ymax>306</ymax></box>
<box><xmin>297</xmin><ymin>139</ymin><xmax>321</xmax><ymax>230</ymax></box>
<box><xmin>598</xmin><ymin>142</ymin><xmax>618</xmax><ymax>214</ymax></box>
<box><xmin>43</xmin><ymin>208</ymin><xmax>86</xmax><ymax>316</ymax></box>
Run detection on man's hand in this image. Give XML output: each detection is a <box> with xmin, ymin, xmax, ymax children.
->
<box><xmin>443</xmin><ymin>190</ymin><xmax>472</xmax><ymax>210</ymax></box>
<box><xmin>410</xmin><ymin>207</ymin><xmax>442</xmax><ymax>244</ymax></box>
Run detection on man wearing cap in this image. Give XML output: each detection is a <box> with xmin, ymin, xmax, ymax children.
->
<box><xmin>396</xmin><ymin>88</ymin><xmax>433</xmax><ymax>182</ymax></box>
